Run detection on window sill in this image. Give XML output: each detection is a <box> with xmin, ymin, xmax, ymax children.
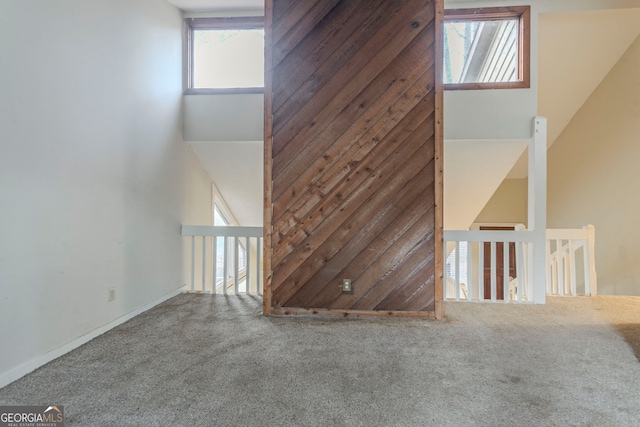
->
<box><xmin>184</xmin><ymin>87</ymin><xmax>264</xmax><ymax>95</ymax></box>
<box><xmin>444</xmin><ymin>81</ymin><xmax>530</xmax><ymax>91</ymax></box>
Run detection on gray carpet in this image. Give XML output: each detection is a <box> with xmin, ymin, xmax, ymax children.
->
<box><xmin>1</xmin><ymin>294</ymin><xmax>639</xmax><ymax>426</ymax></box>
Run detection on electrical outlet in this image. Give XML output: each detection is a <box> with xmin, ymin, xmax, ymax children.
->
<box><xmin>342</xmin><ymin>279</ymin><xmax>352</xmax><ymax>293</ymax></box>
<box><xmin>108</xmin><ymin>288</ymin><xmax>116</xmax><ymax>302</ymax></box>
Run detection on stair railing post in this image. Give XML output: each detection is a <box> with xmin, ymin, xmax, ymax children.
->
<box><xmin>529</xmin><ymin>116</ymin><xmax>547</xmax><ymax>304</ymax></box>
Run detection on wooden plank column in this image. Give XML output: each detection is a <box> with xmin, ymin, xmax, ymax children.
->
<box><xmin>264</xmin><ymin>0</ymin><xmax>444</xmax><ymax>318</ymax></box>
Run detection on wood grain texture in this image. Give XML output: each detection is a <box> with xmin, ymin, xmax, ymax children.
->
<box><xmin>264</xmin><ymin>0</ymin><xmax>442</xmax><ymax>317</ymax></box>
<box><xmin>434</xmin><ymin>0</ymin><xmax>444</xmax><ymax>319</ymax></box>
<box><xmin>263</xmin><ymin>0</ymin><xmax>274</xmax><ymax>315</ymax></box>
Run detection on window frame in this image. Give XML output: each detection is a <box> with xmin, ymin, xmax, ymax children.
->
<box><xmin>443</xmin><ymin>6</ymin><xmax>530</xmax><ymax>90</ymax></box>
<box><xmin>213</xmin><ymin>204</ymin><xmax>230</xmax><ymax>226</ymax></box>
<box><xmin>184</xmin><ymin>16</ymin><xmax>265</xmax><ymax>95</ymax></box>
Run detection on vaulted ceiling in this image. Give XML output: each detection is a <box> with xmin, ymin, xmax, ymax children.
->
<box><xmin>539</xmin><ymin>8</ymin><xmax>640</xmax><ymax>146</ymax></box>
<box><xmin>171</xmin><ymin>0</ymin><xmax>640</xmax><ymax>227</ymax></box>
<box><xmin>508</xmin><ymin>7</ymin><xmax>640</xmax><ymax>177</ymax></box>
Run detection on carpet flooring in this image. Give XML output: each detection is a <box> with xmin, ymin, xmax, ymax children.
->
<box><xmin>1</xmin><ymin>294</ymin><xmax>639</xmax><ymax>426</ymax></box>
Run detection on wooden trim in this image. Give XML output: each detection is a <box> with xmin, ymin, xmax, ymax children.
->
<box><xmin>262</xmin><ymin>1</ymin><xmax>274</xmax><ymax>316</ymax></box>
<box><xmin>444</xmin><ymin>6</ymin><xmax>529</xmax><ymax>21</ymax></box>
<box><xmin>434</xmin><ymin>0</ymin><xmax>445</xmax><ymax>320</ymax></box>
<box><xmin>520</xmin><ymin>6</ymin><xmax>531</xmax><ymax>91</ymax></box>
<box><xmin>443</xmin><ymin>5</ymin><xmax>530</xmax><ymax>91</ymax></box>
<box><xmin>270</xmin><ymin>307</ymin><xmax>437</xmax><ymax>320</ymax></box>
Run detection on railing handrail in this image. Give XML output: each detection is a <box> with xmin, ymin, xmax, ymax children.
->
<box><xmin>181</xmin><ymin>225</ymin><xmax>263</xmax><ymax>238</ymax></box>
<box><xmin>445</xmin><ymin>228</ymin><xmax>592</xmax><ymax>245</ymax></box>
<box><xmin>546</xmin><ymin>228</ymin><xmax>588</xmax><ymax>241</ymax></box>
<box><xmin>444</xmin><ymin>229</ymin><xmax>533</xmax><ymax>243</ymax></box>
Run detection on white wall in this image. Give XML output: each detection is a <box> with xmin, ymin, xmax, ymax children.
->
<box><xmin>184</xmin><ymin>94</ymin><xmax>264</xmax><ymax>142</ymax></box>
<box><xmin>547</xmin><ymin>35</ymin><xmax>640</xmax><ymax>296</ymax></box>
<box><xmin>443</xmin><ymin>0</ymin><xmax>539</xmax><ymax>140</ymax></box>
<box><xmin>0</xmin><ymin>0</ymin><xmax>212</xmax><ymax>381</ymax></box>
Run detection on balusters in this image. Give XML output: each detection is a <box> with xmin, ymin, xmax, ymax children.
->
<box><xmin>183</xmin><ymin>227</ymin><xmax>264</xmax><ymax>296</ymax></box>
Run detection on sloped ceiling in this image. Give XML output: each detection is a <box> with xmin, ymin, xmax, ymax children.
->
<box><xmin>445</xmin><ymin>140</ymin><xmax>527</xmax><ymax>230</ymax></box>
<box><xmin>539</xmin><ymin>8</ymin><xmax>640</xmax><ymax>146</ymax></box>
<box><xmin>509</xmin><ymin>7</ymin><xmax>640</xmax><ymax>178</ymax></box>
<box><xmin>189</xmin><ymin>141</ymin><xmax>263</xmax><ymax>227</ymax></box>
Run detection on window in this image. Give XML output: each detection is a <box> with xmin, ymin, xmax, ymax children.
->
<box><xmin>185</xmin><ymin>17</ymin><xmax>265</xmax><ymax>94</ymax></box>
<box><xmin>214</xmin><ymin>204</ymin><xmax>247</xmax><ymax>271</ymax></box>
<box><xmin>213</xmin><ymin>203</ymin><xmax>246</xmax><ymax>287</ymax></box>
<box><xmin>214</xmin><ymin>204</ymin><xmax>229</xmax><ymax>226</ymax></box>
<box><xmin>443</xmin><ymin>6</ymin><xmax>530</xmax><ymax>90</ymax></box>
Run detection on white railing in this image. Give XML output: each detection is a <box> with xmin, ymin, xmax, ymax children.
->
<box><xmin>444</xmin><ymin>228</ymin><xmax>533</xmax><ymax>303</ymax></box>
<box><xmin>181</xmin><ymin>226</ymin><xmax>263</xmax><ymax>295</ymax></box>
<box><xmin>546</xmin><ymin>225</ymin><xmax>597</xmax><ymax>297</ymax></box>
<box><xmin>444</xmin><ymin>225</ymin><xmax>597</xmax><ymax>303</ymax></box>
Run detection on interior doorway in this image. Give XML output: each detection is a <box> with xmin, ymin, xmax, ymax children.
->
<box><xmin>480</xmin><ymin>226</ymin><xmax>516</xmax><ymax>300</ymax></box>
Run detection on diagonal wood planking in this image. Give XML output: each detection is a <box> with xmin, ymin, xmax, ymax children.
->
<box><xmin>265</xmin><ymin>0</ymin><xmax>442</xmax><ymax>316</ymax></box>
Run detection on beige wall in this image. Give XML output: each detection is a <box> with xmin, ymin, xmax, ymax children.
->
<box><xmin>443</xmin><ymin>0</ymin><xmax>639</xmax><ymax>141</ymax></box>
<box><xmin>474</xmin><ymin>179</ymin><xmax>528</xmax><ymax>226</ymax></box>
<box><xmin>547</xmin><ymin>35</ymin><xmax>640</xmax><ymax>296</ymax></box>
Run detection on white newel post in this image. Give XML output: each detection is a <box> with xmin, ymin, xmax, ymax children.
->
<box><xmin>529</xmin><ymin>117</ymin><xmax>547</xmax><ymax>304</ymax></box>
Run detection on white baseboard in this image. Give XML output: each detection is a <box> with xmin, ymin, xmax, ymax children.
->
<box><xmin>0</xmin><ymin>286</ymin><xmax>187</xmax><ymax>389</ymax></box>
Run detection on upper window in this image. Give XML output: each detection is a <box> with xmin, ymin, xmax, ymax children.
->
<box><xmin>443</xmin><ymin>6</ymin><xmax>530</xmax><ymax>90</ymax></box>
<box><xmin>214</xmin><ymin>204</ymin><xmax>229</xmax><ymax>226</ymax></box>
<box><xmin>185</xmin><ymin>17</ymin><xmax>265</xmax><ymax>94</ymax></box>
